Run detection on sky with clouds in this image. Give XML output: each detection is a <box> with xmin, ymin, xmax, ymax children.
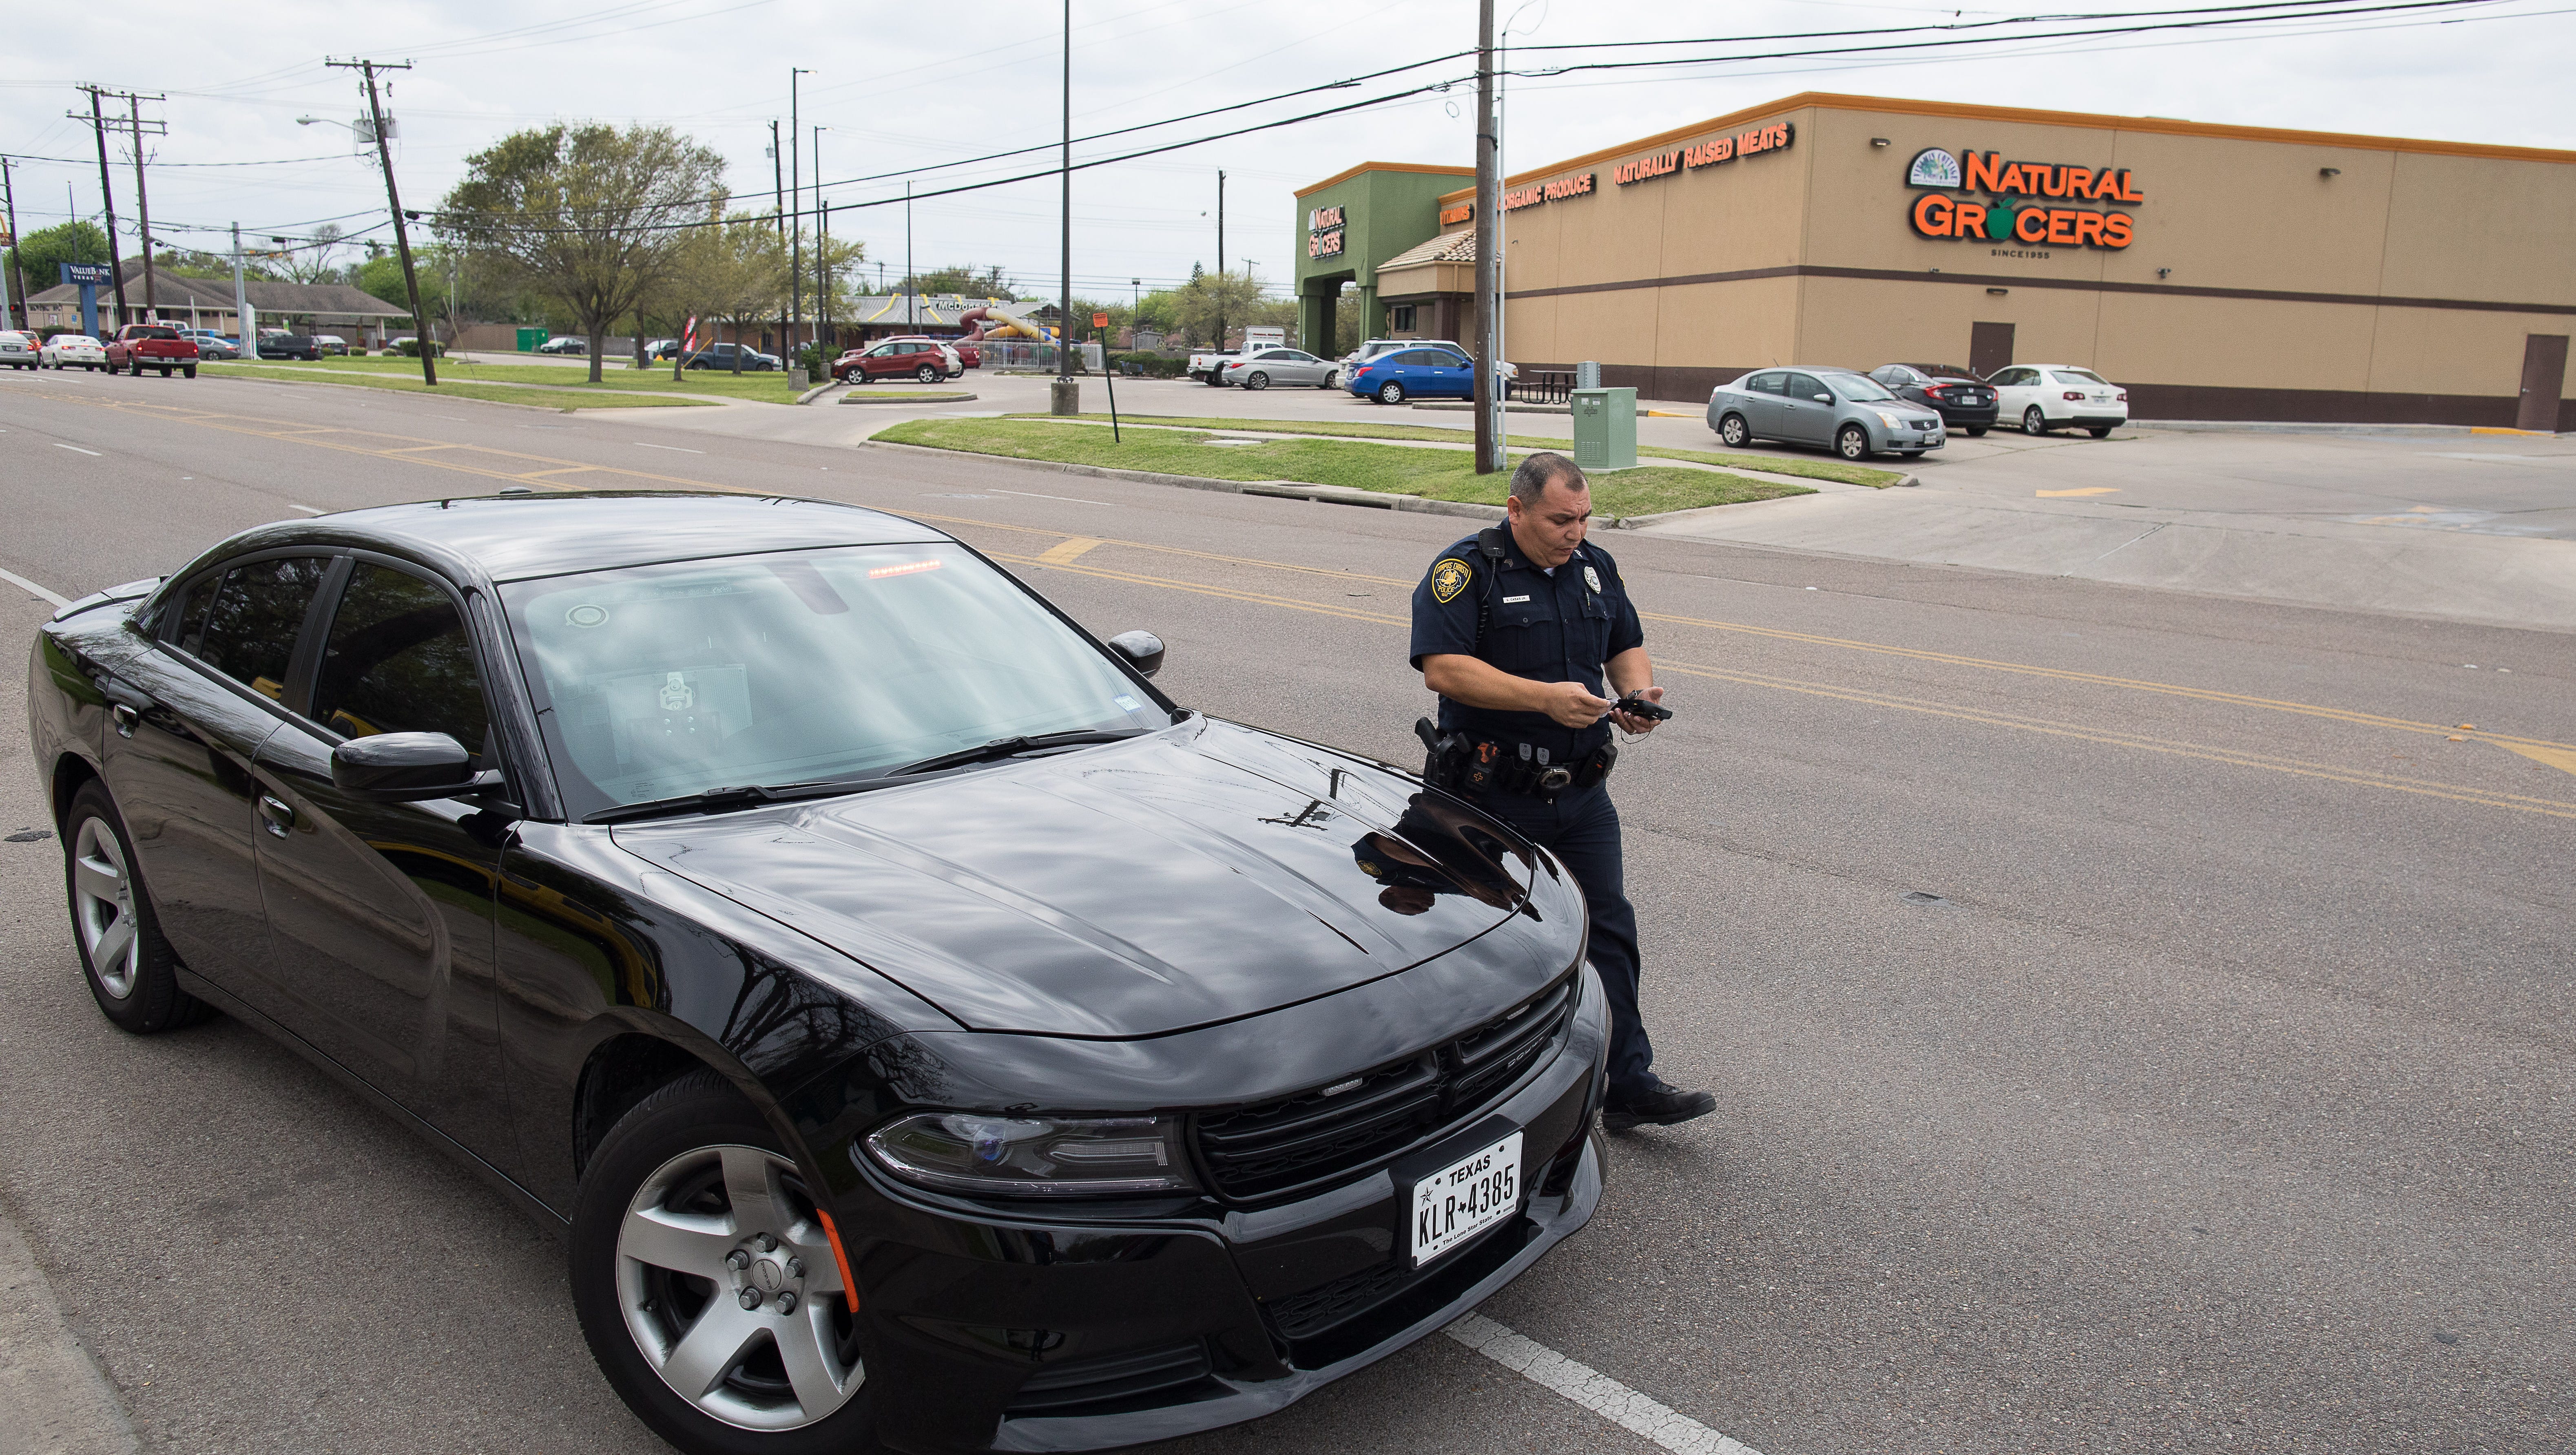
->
<box><xmin>5</xmin><ymin>0</ymin><xmax>2569</xmax><ymax>306</ymax></box>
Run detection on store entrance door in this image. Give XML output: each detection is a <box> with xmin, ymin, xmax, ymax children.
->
<box><xmin>1970</xmin><ymin>322</ymin><xmax>2015</xmax><ymax>378</ymax></box>
<box><xmin>2518</xmin><ymin>334</ymin><xmax>2567</xmax><ymax>433</ymax></box>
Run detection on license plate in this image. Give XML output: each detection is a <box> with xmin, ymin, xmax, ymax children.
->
<box><xmin>1409</xmin><ymin>1131</ymin><xmax>1522</xmax><ymax>1267</ymax></box>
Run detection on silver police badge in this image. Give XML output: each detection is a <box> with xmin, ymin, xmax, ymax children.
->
<box><xmin>1584</xmin><ymin>565</ymin><xmax>1601</xmax><ymax>593</ymax></box>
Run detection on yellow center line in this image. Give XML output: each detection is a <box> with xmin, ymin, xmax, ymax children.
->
<box><xmin>1036</xmin><ymin>536</ymin><xmax>1105</xmax><ymax>566</ymax></box>
<box><xmin>1001</xmin><ymin>551</ymin><xmax>2576</xmax><ymax>822</ymax></box>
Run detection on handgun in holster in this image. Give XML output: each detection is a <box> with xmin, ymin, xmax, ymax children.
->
<box><xmin>1415</xmin><ymin>718</ymin><xmax>1469</xmax><ymax>793</ymax></box>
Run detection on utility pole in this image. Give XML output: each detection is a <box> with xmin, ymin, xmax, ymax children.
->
<box><xmin>71</xmin><ymin>86</ymin><xmax>130</xmax><ymax>328</ymax></box>
<box><xmin>121</xmin><ymin>93</ymin><xmax>167</xmax><ymax>318</ymax></box>
<box><xmin>812</xmin><ymin>124</ymin><xmax>828</xmax><ymax>356</ymax></box>
<box><xmin>1472</xmin><ymin>0</ymin><xmax>1503</xmax><ymax>474</ymax></box>
<box><xmin>1</xmin><ymin>160</ymin><xmax>27</xmax><ymax>330</ymax></box>
<box><xmin>1054</xmin><ymin>0</ymin><xmax>1074</xmax><ymax>410</ymax></box>
<box><xmin>230</xmin><ymin>223</ymin><xmax>256</xmax><ymax>351</ymax></box>
<box><xmin>769</xmin><ymin>119</ymin><xmax>784</xmax><ymax>364</ymax></box>
<box><xmin>1214</xmin><ymin>169</ymin><xmax>1226</xmax><ymax>353</ymax></box>
<box><xmin>790</xmin><ymin>69</ymin><xmax>810</xmax><ymax>369</ymax></box>
<box><xmin>328</xmin><ymin>58</ymin><xmax>437</xmax><ymax>385</ymax></box>
<box><xmin>904</xmin><ymin>181</ymin><xmax>914</xmax><ymax>328</ymax></box>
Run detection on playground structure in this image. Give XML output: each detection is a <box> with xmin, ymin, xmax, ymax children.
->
<box><xmin>958</xmin><ymin>303</ymin><xmax>1056</xmax><ymax>343</ymax></box>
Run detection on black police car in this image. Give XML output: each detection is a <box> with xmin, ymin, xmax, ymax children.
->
<box><xmin>28</xmin><ymin>493</ymin><xmax>1606</xmax><ymax>1455</ymax></box>
<box><xmin>1867</xmin><ymin>362</ymin><xmax>2000</xmax><ymax>436</ymax></box>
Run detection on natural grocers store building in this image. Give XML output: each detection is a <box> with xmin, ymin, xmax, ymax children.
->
<box><xmin>1290</xmin><ymin>92</ymin><xmax>2576</xmax><ymax>429</ymax></box>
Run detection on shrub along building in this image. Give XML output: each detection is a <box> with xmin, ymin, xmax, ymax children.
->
<box><xmin>1293</xmin><ymin>93</ymin><xmax>2576</xmax><ymax>429</ymax></box>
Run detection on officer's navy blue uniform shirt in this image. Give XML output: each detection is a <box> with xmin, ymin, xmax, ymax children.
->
<box><xmin>1409</xmin><ymin>529</ymin><xmax>1644</xmax><ymax>760</ymax></box>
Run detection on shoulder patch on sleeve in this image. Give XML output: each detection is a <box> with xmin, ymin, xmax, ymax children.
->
<box><xmin>1430</xmin><ymin>557</ymin><xmax>1473</xmax><ymax>604</ymax></box>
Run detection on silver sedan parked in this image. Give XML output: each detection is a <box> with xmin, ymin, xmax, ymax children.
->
<box><xmin>1707</xmin><ymin>367</ymin><xmax>1948</xmax><ymax>460</ymax></box>
<box><xmin>1219</xmin><ymin>347</ymin><xmax>1336</xmax><ymax>390</ymax></box>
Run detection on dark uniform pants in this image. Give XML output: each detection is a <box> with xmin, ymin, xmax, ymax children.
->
<box><xmin>1471</xmin><ymin>779</ymin><xmax>1653</xmax><ymax>1095</ymax></box>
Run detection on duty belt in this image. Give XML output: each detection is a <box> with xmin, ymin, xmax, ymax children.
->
<box><xmin>1415</xmin><ymin>719</ymin><xmax>1616</xmax><ymax>801</ymax></box>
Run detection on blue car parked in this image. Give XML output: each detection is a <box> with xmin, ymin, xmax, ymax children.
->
<box><xmin>1345</xmin><ymin>345</ymin><xmax>1479</xmax><ymax>404</ymax></box>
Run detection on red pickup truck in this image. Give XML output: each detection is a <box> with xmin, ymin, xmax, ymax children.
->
<box><xmin>104</xmin><ymin>324</ymin><xmax>201</xmax><ymax>379</ymax></box>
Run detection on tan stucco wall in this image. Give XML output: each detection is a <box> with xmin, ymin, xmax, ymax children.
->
<box><xmin>1452</xmin><ymin>93</ymin><xmax>2576</xmax><ymax>416</ymax></box>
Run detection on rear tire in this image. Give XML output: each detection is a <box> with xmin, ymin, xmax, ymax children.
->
<box><xmin>572</xmin><ymin>1070</ymin><xmax>878</xmax><ymax>1455</ymax></box>
<box><xmin>1377</xmin><ymin>380</ymin><xmax>1406</xmax><ymax>405</ymax></box>
<box><xmin>2023</xmin><ymin>406</ymin><xmax>2050</xmax><ymax>436</ymax></box>
<box><xmin>183</xmin><ymin>365</ymin><xmax>196</xmax><ymax>379</ymax></box>
<box><xmin>1245</xmin><ymin>371</ymin><xmax>1269</xmax><ymax>391</ymax></box>
<box><xmin>62</xmin><ymin>781</ymin><xmax>215</xmax><ymax>1035</ymax></box>
<box><xmin>1964</xmin><ymin>427</ymin><xmax>1987</xmax><ymax>438</ymax></box>
<box><xmin>1718</xmin><ymin>413</ymin><xmax>1751</xmax><ymax>448</ymax></box>
<box><xmin>2088</xmin><ymin>426</ymin><xmax>2113</xmax><ymax>439</ymax></box>
<box><xmin>914</xmin><ymin>365</ymin><xmax>936</xmax><ymax>384</ymax></box>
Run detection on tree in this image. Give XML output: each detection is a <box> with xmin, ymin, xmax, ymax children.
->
<box><xmin>440</xmin><ymin>123</ymin><xmax>727</xmax><ymax>383</ymax></box>
<box><xmin>901</xmin><ymin>263</ymin><xmax>1014</xmax><ymax>300</ymax></box>
<box><xmin>355</xmin><ymin>251</ymin><xmax>451</xmax><ymax>317</ymax></box>
<box><xmin>1170</xmin><ymin>268</ymin><xmax>1269</xmax><ymax>348</ymax></box>
<box><xmin>672</xmin><ymin>210</ymin><xmax>789</xmax><ymax>367</ymax></box>
<box><xmin>274</xmin><ymin>224</ymin><xmax>347</xmax><ymax>285</ymax></box>
<box><xmin>6</xmin><ymin>221</ymin><xmax>111</xmax><ymax>300</ymax></box>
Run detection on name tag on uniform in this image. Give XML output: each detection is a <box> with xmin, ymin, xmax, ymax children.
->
<box><xmin>1502</xmin><ymin>595</ymin><xmax>1531</xmax><ymax>603</ymax></box>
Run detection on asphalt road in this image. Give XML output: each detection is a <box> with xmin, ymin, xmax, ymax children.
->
<box><xmin>2</xmin><ymin>368</ymin><xmax>2570</xmax><ymax>1455</ymax></box>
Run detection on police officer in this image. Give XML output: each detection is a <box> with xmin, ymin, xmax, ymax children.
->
<box><xmin>1410</xmin><ymin>451</ymin><xmax>1714</xmax><ymax>1132</ymax></box>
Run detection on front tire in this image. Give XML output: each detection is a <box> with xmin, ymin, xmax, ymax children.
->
<box><xmin>572</xmin><ymin>1071</ymin><xmax>874</xmax><ymax>1455</ymax></box>
<box><xmin>1377</xmin><ymin>380</ymin><xmax>1406</xmax><ymax>405</ymax></box>
<box><xmin>1718</xmin><ymin>412</ymin><xmax>1751</xmax><ymax>448</ymax></box>
<box><xmin>1244</xmin><ymin>371</ymin><xmax>1269</xmax><ymax>391</ymax></box>
<box><xmin>2023</xmin><ymin>406</ymin><xmax>2050</xmax><ymax>435</ymax></box>
<box><xmin>1837</xmin><ymin>424</ymin><xmax>1872</xmax><ymax>460</ymax></box>
<box><xmin>62</xmin><ymin>781</ymin><xmax>214</xmax><ymax>1035</ymax></box>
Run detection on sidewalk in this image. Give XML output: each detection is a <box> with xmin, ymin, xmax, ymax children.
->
<box><xmin>0</xmin><ymin>1207</ymin><xmax>135</xmax><ymax>1455</ymax></box>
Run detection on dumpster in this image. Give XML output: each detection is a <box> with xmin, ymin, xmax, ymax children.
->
<box><xmin>515</xmin><ymin>326</ymin><xmax>547</xmax><ymax>352</ymax></box>
<box><xmin>1570</xmin><ymin>387</ymin><xmax>1637</xmax><ymax>471</ymax></box>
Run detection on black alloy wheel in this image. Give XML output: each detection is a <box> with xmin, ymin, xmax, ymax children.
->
<box><xmin>1244</xmin><ymin>371</ymin><xmax>1270</xmax><ymax>391</ymax></box>
<box><xmin>61</xmin><ymin>781</ymin><xmax>215</xmax><ymax>1035</ymax></box>
<box><xmin>572</xmin><ymin>1070</ymin><xmax>874</xmax><ymax>1455</ymax></box>
<box><xmin>1378</xmin><ymin>380</ymin><xmax>1406</xmax><ymax>405</ymax></box>
<box><xmin>1718</xmin><ymin>413</ymin><xmax>1751</xmax><ymax>448</ymax></box>
<box><xmin>1837</xmin><ymin>424</ymin><xmax>1872</xmax><ymax>461</ymax></box>
<box><xmin>2023</xmin><ymin>406</ymin><xmax>2050</xmax><ymax>436</ymax></box>
<box><xmin>914</xmin><ymin>365</ymin><xmax>936</xmax><ymax>384</ymax></box>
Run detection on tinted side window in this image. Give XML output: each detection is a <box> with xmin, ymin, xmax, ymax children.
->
<box><xmin>191</xmin><ymin>557</ymin><xmax>330</xmax><ymax>703</ymax></box>
<box><xmin>1746</xmin><ymin>372</ymin><xmax>1784</xmax><ymax>395</ymax></box>
<box><xmin>313</xmin><ymin>564</ymin><xmax>492</xmax><ymax>764</ymax></box>
<box><xmin>1786</xmin><ymin>373</ymin><xmax>1826</xmax><ymax>399</ymax></box>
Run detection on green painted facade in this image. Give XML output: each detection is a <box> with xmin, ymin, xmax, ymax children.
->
<box><xmin>1291</xmin><ymin>165</ymin><xmax>1468</xmax><ymax>359</ymax></box>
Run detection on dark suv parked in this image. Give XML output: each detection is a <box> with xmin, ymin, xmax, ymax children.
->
<box><xmin>256</xmin><ymin>329</ymin><xmax>320</xmax><ymax>361</ymax></box>
<box><xmin>1866</xmin><ymin>363</ymin><xmax>1998</xmax><ymax>437</ymax></box>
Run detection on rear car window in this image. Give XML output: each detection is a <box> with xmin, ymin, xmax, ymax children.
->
<box><xmin>2054</xmin><ymin>368</ymin><xmax>2109</xmax><ymax>385</ymax></box>
<box><xmin>186</xmin><ymin>556</ymin><xmax>332</xmax><ymax>704</ymax></box>
<box><xmin>133</xmin><ymin>326</ymin><xmax>182</xmax><ymax>341</ymax></box>
<box><xmin>1745</xmin><ymin>372</ymin><xmax>1784</xmax><ymax>395</ymax></box>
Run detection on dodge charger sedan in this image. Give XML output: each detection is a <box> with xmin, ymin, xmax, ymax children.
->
<box><xmin>29</xmin><ymin>493</ymin><xmax>1607</xmax><ymax>1455</ymax></box>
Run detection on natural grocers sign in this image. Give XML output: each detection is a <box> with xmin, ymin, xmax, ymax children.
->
<box><xmin>1905</xmin><ymin>147</ymin><xmax>2140</xmax><ymax>249</ymax></box>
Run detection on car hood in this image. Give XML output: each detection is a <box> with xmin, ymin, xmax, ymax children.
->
<box><xmin>610</xmin><ymin>719</ymin><xmax>1539</xmax><ymax>1038</ymax></box>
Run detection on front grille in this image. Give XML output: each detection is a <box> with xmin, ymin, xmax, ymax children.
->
<box><xmin>1266</xmin><ymin>1259</ymin><xmax>1414</xmax><ymax>1341</ymax></box>
<box><xmin>1193</xmin><ymin>977</ymin><xmax>1574</xmax><ymax>1201</ymax></box>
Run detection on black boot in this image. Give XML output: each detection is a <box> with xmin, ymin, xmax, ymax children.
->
<box><xmin>1602</xmin><ymin>1074</ymin><xmax>1715</xmax><ymax>1133</ymax></box>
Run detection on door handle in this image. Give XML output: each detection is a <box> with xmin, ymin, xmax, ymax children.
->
<box><xmin>258</xmin><ymin>794</ymin><xmax>297</xmax><ymax>838</ymax></box>
<box><xmin>111</xmin><ymin>703</ymin><xmax>139</xmax><ymax>738</ymax></box>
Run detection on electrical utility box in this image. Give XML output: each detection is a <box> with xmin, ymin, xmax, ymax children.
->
<box><xmin>1570</xmin><ymin>387</ymin><xmax>1637</xmax><ymax>471</ymax></box>
<box><xmin>516</xmin><ymin>326</ymin><xmax>547</xmax><ymax>352</ymax></box>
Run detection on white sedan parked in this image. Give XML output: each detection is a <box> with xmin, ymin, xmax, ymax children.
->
<box><xmin>40</xmin><ymin>334</ymin><xmax>107</xmax><ymax>371</ymax></box>
<box><xmin>1988</xmin><ymin>363</ymin><xmax>2127</xmax><ymax>437</ymax></box>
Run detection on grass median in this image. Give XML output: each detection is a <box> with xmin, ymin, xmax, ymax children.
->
<box><xmin>876</xmin><ymin>417</ymin><xmax>1815</xmax><ymax>517</ymax></box>
<box><xmin>1005</xmin><ymin>412</ymin><xmax>1902</xmax><ymax>487</ymax></box>
<box><xmin>202</xmin><ymin>354</ymin><xmax>792</xmax><ymax>404</ymax></box>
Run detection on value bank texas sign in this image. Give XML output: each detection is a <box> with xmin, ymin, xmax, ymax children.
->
<box><xmin>1904</xmin><ymin>147</ymin><xmax>2141</xmax><ymax>250</ymax></box>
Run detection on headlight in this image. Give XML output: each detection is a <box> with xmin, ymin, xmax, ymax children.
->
<box><xmin>1874</xmin><ymin>410</ymin><xmax>1901</xmax><ymax>428</ymax></box>
<box><xmin>863</xmin><ymin>1113</ymin><xmax>1199</xmax><ymax>1196</ymax></box>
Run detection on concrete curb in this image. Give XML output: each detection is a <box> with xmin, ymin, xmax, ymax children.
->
<box><xmin>839</xmin><ymin>391</ymin><xmax>979</xmax><ymax>405</ymax></box>
<box><xmin>0</xmin><ymin>1209</ymin><xmax>138</xmax><ymax>1455</ymax></box>
<box><xmin>794</xmin><ymin>380</ymin><xmax>841</xmax><ymax>405</ymax></box>
<box><xmin>856</xmin><ymin>438</ymin><xmax>1511</xmax><ymax>523</ymax></box>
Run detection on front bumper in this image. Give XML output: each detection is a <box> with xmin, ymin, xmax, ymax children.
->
<box><xmin>845</xmin><ymin>969</ymin><xmax>1610</xmax><ymax>1455</ymax></box>
<box><xmin>1870</xmin><ymin>420</ymin><xmax>1947</xmax><ymax>452</ymax></box>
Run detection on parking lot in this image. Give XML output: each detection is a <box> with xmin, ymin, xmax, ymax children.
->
<box><xmin>3</xmin><ymin>366</ymin><xmax>2572</xmax><ymax>1455</ymax></box>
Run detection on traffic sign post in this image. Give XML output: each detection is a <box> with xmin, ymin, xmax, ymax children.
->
<box><xmin>1095</xmin><ymin>312</ymin><xmax>1120</xmax><ymax>443</ymax></box>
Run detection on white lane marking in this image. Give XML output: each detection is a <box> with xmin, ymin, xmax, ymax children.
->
<box><xmin>0</xmin><ymin>565</ymin><xmax>73</xmax><ymax>609</ymax></box>
<box><xmin>633</xmin><ymin>441</ymin><xmax>704</xmax><ymax>453</ymax></box>
<box><xmin>1445</xmin><ymin>1313</ymin><xmax>1763</xmax><ymax>1455</ymax></box>
<box><xmin>988</xmin><ymin>487</ymin><xmax>1112</xmax><ymax>506</ymax></box>
<box><xmin>50</xmin><ymin>442</ymin><xmax>103</xmax><ymax>456</ymax></box>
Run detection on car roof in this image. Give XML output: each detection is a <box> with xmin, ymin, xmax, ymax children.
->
<box><xmin>184</xmin><ymin>492</ymin><xmax>952</xmax><ymax>587</ymax></box>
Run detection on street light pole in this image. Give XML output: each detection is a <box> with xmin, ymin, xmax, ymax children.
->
<box><xmin>1472</xmin><ymin>0</ymin><xmax>1503</xmax><ymax>474</ymax></box>
<box><xmin>326</xmin><ymin>59</ymin><xmax>436</xmax><ymax>385</ymax></box>
<box><xmin>1053</xmin><ymin>0</ymin><xmax>1076</xmax><ymax>412</ymax></box>
<box><xmin>790</xmin><ymin>68</ymin><xmax>810</xmax><ymax>371</ymax></box>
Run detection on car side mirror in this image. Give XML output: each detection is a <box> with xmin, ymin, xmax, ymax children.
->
<box><xmin>331</xmin><ymin>732</ymin><xmax>501</xmax><ymax>800</ymax></box>
<box><xmin>1812</xmin><ymin>393</ymin><xmax>1833</xmax><ymax>403</ymax></box>
<box><xmin>1107</xmin><ymin>630</ymin><xmax>1166</xmax><ymax>679</ymax></box>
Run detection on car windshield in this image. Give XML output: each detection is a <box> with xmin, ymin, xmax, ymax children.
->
<box><xmin>503</xmin><ymin>542</ymin><xmax>1167</xmax><ymax>817</ymax></box>
<box><xmin>1826</xmin><ymin>373</ymin><xmax>1898</xmax><ymax>402</ymax></box>
<box><xmin>2054</xmin><ymin>367</ymin><xmax>2109</xmax><ymax>385</ymax></box>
